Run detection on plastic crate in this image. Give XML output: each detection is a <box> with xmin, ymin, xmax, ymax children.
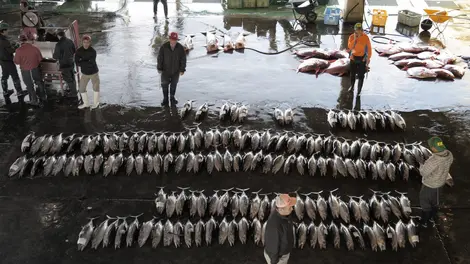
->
<box><xmin>324</xmin><ymin>7</ymin><xmax>341</xmax><ymax>26</ymax></box>
<box><xmin>398</xmin><ymin>10</ymin><xmax>422</xmax><ymax>27</ymax></box>
<box><xmin>372</xmin><ymin>9</ymin><xmax>388</xmax><ymax>27</ymax></box>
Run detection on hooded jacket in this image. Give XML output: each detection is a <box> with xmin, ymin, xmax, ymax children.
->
<box><xmin>264</xmin><ymin>210</ymin><xmax>294</xmax><ymax>264</ymax></box>
<box><xmin>419</xmin><ymin>150</ymin><xmax>453</xmax><ymax>188</ymax></box>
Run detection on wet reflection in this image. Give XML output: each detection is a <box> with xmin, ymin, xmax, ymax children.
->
<box><xmin>223</xmin><ymin>16</ymin><xmax>242</xmax><ymax>31</ymax></box>
<box><xmin>152</xmin><ymin>19</ymin><xmax>169</xmax><ymax>53</ymax></box>
<box><xmin>175</xmin><ymin>0</ymin><xmax>184</xmax><ymax>33</ymax></box>
<box><xmin>37</xmin><ymin>202</ymin><xmax>63</xmax><ymax>228</ymax></box>
<box><xmin>243</xmin><ymin>18</ymin><xmax>257</xmax><ymax>34</ymax></box>
<box><xmin>277</xmin><ymin>20</ymin><xmax>319</xmax><ymax>46</ymax></box>
<box><xmin>256</xmin><ymin>19</ymin><xmax>278</xmax><ymax>51</ymax></box>
<box><xmin>337</xmin><ymin>76</ymin><xmax>354</xmax><ymax>110</ymax></box>
<box><xmin>336</xmin><ymin>27</ymin><xmax>353</xmax><ymax>110</ymax></box>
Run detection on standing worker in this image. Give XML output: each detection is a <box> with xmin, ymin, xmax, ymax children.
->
<box><xmin>347</xmin><ymin>23</ymin><xmax>372</xmax><ymax>96</ymax></box>
<box><xmin>14</xmin><ymin>34</ymin><xmax>47</xmax><ymax>106</ymax></box>
<box><xmin>418</xmin><ymin>136</ymin><xmax>453</xmax><ymax>227</ymax></box>
<box><xmin>0</xmin><ymin>23</ymin><xmax>29</xmax><ymax>101</ymax></box>
<box><xmin>264</xmin><ymin>194</ymin><xmax>295</xmax><ymax>264</ymax></box>
<box><xmin>75</xmin><ymin>35</ymin><xmax>100</xmax><ymax>109</ymax></box>
<box><xmin>157</xmin><ymin>32</ymin><xmax>186</xmax><ymax>107</ymax></box>
<box><xmin>53</xmin><ymin>29</ymin><xmax>78</xmax><ymax>102</ymax></box>
<box><xmin>153</xmin><ymin>0</ymin><xmax>168</xmax><ymax>19</ymax></box>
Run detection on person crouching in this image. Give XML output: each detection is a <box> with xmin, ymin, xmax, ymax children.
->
<box><xmin>13</xmin><ymin>34</ymin><xmax>47</xmax><ymax>106</ymax></box>
<box><xmin>75</xmin><ymin>35</ymin><xmax>100</xmax><ymax>109</ymax></box>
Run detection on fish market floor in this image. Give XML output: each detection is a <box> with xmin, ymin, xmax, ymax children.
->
<box><xmin>0</xmin><ymin>105</ymin><xmax>470</xmax><ymax>264</ymax></box>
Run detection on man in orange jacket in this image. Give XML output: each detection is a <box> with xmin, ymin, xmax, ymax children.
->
<box><xmin>347</xmin><ymin>23</ymin><xmax>372</xmax><ymax>96</ymax></box>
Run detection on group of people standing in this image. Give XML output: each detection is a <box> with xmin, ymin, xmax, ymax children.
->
<box><xmin>0</xmin><ymin>22</ymin><xmax>100</xmax><ymax>109</ymax></box>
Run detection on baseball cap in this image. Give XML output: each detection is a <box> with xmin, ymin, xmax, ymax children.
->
<box><xmin>354</xmin><ymin>23</ymin><xmax>363</xmax><ymax>30</ymax></box>
<box><xmin>275</xmin><ymin>194</ymin><xmax>297</xmax><ymax>208</ymax></box>
<box><xmin>82</xmin><ymin>35</ymin><xmax>91</xmax><ymax>41</ymax></box>
<box><xmin>169</xmin><ymin>32</ymin><xmax>178</xmax><ymax>41</ymax></box>
<box><xmin>428</xmin><ymin>136</ymin><xmax>446</xmax><ymax>153</ymax></box>
<box><xmin>18</xmin><ymin>34</ymin><xmax>28</xmax><ymax>42</ymax></box>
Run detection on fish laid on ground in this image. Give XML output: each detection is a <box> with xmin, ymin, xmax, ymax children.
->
<box><xmin>297</xmin><ymin>58</ymin><xmax>330</xmax><ymax>76</ymax></box>
<box><xmin>431</xmin><ymin>68</ymin><xmax>455</xmax><ymax>80</ymax></box>
<box><xmin>138</xmin><ymin>217</ymin><xmax>156</xmax><ymax>247</ymax></box>
<box><xmin>183</xmin><ymin>34</ymin><xmax>195</xmax><ymax>51</ymax></box>
<box><xmin>234</xmin><ymin>32</ymin><xmax>248</xmax><ymax>49</ymax></box>
<box><xmin>443</xmin><ymin>64</ymin><xmax>466</xmax><ymax>78</ymax></box>
<box><xmin>201</xmin><ymin>31</ymin><xmax>219</xmax><ymax>53</ymax></box>
<box><xmin>294</xmin><ymin>47</ymin><xmax>330</xmax><ymax>59</ymax></box>
<box><xmin>151</xmin><ymin>220</ymin><xmax>163</xmax><ymax>248</ymax></box>
<box><xmin>114</xmin><ymin>217</ymin><xmax>128</xmax><ymax>249</ymax></box>
<box><xmin>126</xmin><ymin>214</ymin><xmax>143</xmax><ymax>247</ymax></box>
<box><xmin>78</xmin><ymin>217</ymin><xmax>97</xmax><ymax>251</ymax></box>
<box><xmin>221</xmin><ymin>34</ymin><xmax>234</xmax><ymax>51</ymax></box>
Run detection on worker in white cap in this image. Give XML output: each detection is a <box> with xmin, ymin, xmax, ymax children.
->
<box><xmin>264</xmin><ymin>193</ymin><xmax>296</xmax><ymax>264</ymax></box>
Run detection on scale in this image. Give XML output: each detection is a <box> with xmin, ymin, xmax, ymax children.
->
<box><xmin>22</xmin><ymin>11</ymin><xmax>39</xmax><ymax>27</ymax></box>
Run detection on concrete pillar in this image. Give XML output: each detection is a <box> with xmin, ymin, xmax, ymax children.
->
<box><xmin>342</xmin><ymin>0</ymin><xmax>364</xmax><ymax>23</ymax></box>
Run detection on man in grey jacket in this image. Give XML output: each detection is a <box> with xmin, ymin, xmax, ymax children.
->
<box><xmin>157</xmin><ymin>32</ymin><xmax>186</xmax><ymax>107</ymax></box>
<box><xmin>264</xmin><ymin>194</ymin><xmax>295</xmax><ymax>264</ymax></box>
<box><xmin>418</xmin><ymin>136</ymin><xmax>453</xmax><ymax>228</ymax></box>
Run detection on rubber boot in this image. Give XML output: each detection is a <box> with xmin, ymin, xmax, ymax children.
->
<box><xmin>430</xmin><ymin>207</ymin><xmax>439</xmax><ymax>224</ymax></box>
<box><xmin>91</xmin><ymin>92</ymin><xmax>100</xmax><ymax>109</ymax></box>
<box><xmin>161</xmin><ymin>86</ymin><xmax>169</xmax><ymax>106</ymax></box>
<box><xmin>170</xmin><ymin>85</ymin><xmax>178</xmax><ymax>105</ymax></box>
<box><xmin>420</xmin><ymin>210</ymin><xmax>432</xmax><ymax>228</ymax></box>
<box><xmin>357</xmin><ymin>78</ymin><xmax>364</xmax><ymax>96</ymax></box>
<box><xmin>78</xmin><ymin>93</ymin><xmax>89</xmax><ymax>109</ymax></box>
<box><xmin>1</xmin><ymin>80</ymin><xmax>14</xmax><ymax>98</ymax></box>
<box><xmin>13</xmin><ymin>80</ymin><xmax>28</xmax><ymax>98</ymax></box>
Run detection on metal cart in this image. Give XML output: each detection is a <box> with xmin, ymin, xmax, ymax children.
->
<box><xmin>289</xmin><ymin>0</ymin><xmax>319</xmax><ymax>24</ymax></box>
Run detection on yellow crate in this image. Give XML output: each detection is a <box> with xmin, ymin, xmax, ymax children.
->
<box><xmin>372</xmin><ymin>9</ymin><xmax>388</xmax><ymax>27</ymax></box>
<box><xmin>256</xmin><ymin>0</ymin><xmax>269</xmax><ymax>8</ymax></box>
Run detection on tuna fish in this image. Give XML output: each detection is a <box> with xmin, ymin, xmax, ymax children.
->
<box><xmin>183</xmin><ymin>34</ymin><xmax>195</xmax><ymax>51</ymax></box>
<box><xmin>218</xmin><ymin>217</ymin><xmax>229</xmax><ymax>245</ymax></box>
<box><xmin>173</xmin><ymin>221</ymin><xmax>184</xmax><ymax>248</ymax></box>
<box><xmin>228</xmin><ymin>219</ymin><xmax>238</xmax><ymax>246</ymax></box>
<box><xmin>201</xmin><ymin>30</ymin><xmax>219</xmax><ymax>52</ymax></box>
<box><xmin>205</xmin><ymin>216</ymin><xmax>217</xmax><ymax>246</ymax></box>
<box><xmin>194</xmin><ymin>220</ymin><xmax>204</xmax><ymax>247</ymax></box>
<box><xmin>184</xmin><ymin>220</ymin><xmax>194</xmax><ymax>248</ymax></box>
<box><xmin>443</xmin><ymin>64</ymin><xmax>466</xmax><ymax>78</ymax></box>
<box><xmin>252</xmin><ymin>218</ymin><xmax>263</xmax><ymax>245</ymax></box>
<box><xmin>297</xmin><ymin>222</ymin><xmax>307</xmax><ymax>249</ymax></box>
<box><xmin>102</xmin><ymin>217</ymin><xmax>120</xmax><ymax>248</ymax></box>
<box><xmin>126</xmin><ymin>214</ymin><xmax>143</xmax><ymax>247</ymax></box>
<box><xmin>349</xmin><ymin>224</ymin><xmax>365</xmax><ymax>250</ymax></box>
<box><xmin>163</xmin><ymin>220</ymin><xmax>174</xmax><ymax>247</ymax></box>
<box><xmin>407</xmin><ymin>67</ymin><xmax>438</xmax><ymax>79</ymax></box>
<box><xmin>151</xmin><ymin>220</ymin><xmax>163</xmax><ymax>248</ymax></box>
<box><xmin>316</xmin><ymin>222</ymin><xmax>328</xmax><ymax>249</ymax></box>
<box><xmin>363</xmin><ymin>223</ymin><xmax>377</xmax><ymax>251</ymax></box>
<box><xmin>77</xmin><ymin>217</ymin><xmax>98</xmax><ymax>251</ymax></box>
<box><xmin>238</xmin><ymin>217</ymin><xmax>249</xmax><ymax>244</ymax></box>
<box><xmin>138</xmin><ymin>217</ymin><xmax>156</xmax><ymax>247</ymax></box>
<box><xmin>297</xmin><ymin>58</ymin><xmax>330</xmax><ymax>76</ymax></box>
<box><xmin>114</xmin><ymin>217</ymin><xmax>128</xmax><ymax>249</ymax></box>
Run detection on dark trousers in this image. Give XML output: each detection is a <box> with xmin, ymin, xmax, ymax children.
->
<box><xmin>154</xmin><ymin>0</ymin><xmax>168</xmax><ymax>17</ymax></box>
<box><xmin>60</xmin><ymin>67</ymin><xmax>78</xmax><ymax>97</ymax></box>
<box><xmin>350</xmin><ymin>56</ymin><xmax>366</xmax><ymax>92</ymax></box>
<box><xmin>161</xmin><ymin>72</ymin><xmax>179</xmax><ymax>101</ymax></box>
<box><xmin>1</xmin><ymin>60</ymin><xmax>23</xmax><ymax>94</ymax></box>
<box><xmin>419</xmin><ymin>185</ymin><xmax>440</xmax><ymax>225</ymax></box>
<box><xmin>21</xmin><ymin>67</ymin><xmax>46</xmax><ymax>103</ymax></box>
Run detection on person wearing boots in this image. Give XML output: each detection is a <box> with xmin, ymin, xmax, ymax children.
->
<box><xmin>157</xmin><ymin>32</ymin><xmax>186</xmax><ymax>107</ymax></box>
<box><xmin>153</xmin><ymin>0</ymin><xmax>168</xmax><ymax>19</ymax></box>
<box><xmin>0</xmin><ymin>23</ymin><xmax>29</xmax><ymax>101</ymax></box>
<box><xmin>53</xmin><ymin>29</ymin><xmax>78</xmax><ymax>101</ymax></box>
<box><xmin>75</xmin><ymin>35</ymin><xmax>100</xmax><ymax>109</ymax></box>
<box><xmin>14</xmin><ymin>34</ymin><xmax>47</xmax><ymax>106</ymax></box>
<box><xmin>418</xmin><ymin>136</ymin><xmax>453</xmax><ymax>228</ymax></box>
<box><xmin>347</xmin><ymin>23</ymin><xmax>372</xmax><ymax>96</ymax></box>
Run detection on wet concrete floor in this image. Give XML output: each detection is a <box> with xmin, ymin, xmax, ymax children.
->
<box><xmin>1</xmin><ymin>1</ymin><xmax>470</xmax><ymax>264</ymax></box>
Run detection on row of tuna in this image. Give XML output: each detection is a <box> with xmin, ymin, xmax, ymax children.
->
<box><xmin>19</xmin><ymin>130</ymin><xmax>429</xmax><ymax>168</ymax></box>
<box><xmin>374</xmin><ymin>43</ymin><xmax>467</xmax><ymax>80</ymax></box>
<box><xmin>182</xmin><ymin>31</ymin><xmax>248</xmax><ymax>53</ymax></box>
<box><xmin>180</xmin><ymin>100</ymin><xmax>249</xmax><ymax>123</ymax></box>
<box><xmin>78</xmin><ymin>214</ymin><xmax>419</xmax><ymax>251</ymax></box>
<box><xmin>9</xmin><ymin>149</ymin><xmax>420</xmax><ymax>182</ymax></box>
<box><xmin>327</xmin><ymin>109</ymin><xmax>406</xmax><ymax>131</ymax></box>
<box><xmin>153</xmin><ymin>186</ymin><xmax>412</xmax><ymax>223</ymax></box>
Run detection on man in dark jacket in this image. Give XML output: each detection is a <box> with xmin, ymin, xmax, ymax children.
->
<box><xmin>0</xmin><ymin>23</ymin><xmax>29</xmax><ymax>101</ymax></box>
<box><xmin>157</xmin><ymin>32</ymin><xmax>186</xmax><ymax>106</ymax></box>
<box><xmin>14</xmin><ymin>34</ymin><xmax>47</xmax><ymax>106</ymax></box>
<box><xmin>75</xmin><ymin>35</ymin><xmax>100</xmax><ymax>109</ymax></box>
<box><xmin>264</xmin><ymin>194</ymin><xmax>295</xmax><ymax>264</ymax></box>
<box><xmin>53</xmin><ymin>30</ymin><xmax>78</xmax><ymax>100</ymax></box>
